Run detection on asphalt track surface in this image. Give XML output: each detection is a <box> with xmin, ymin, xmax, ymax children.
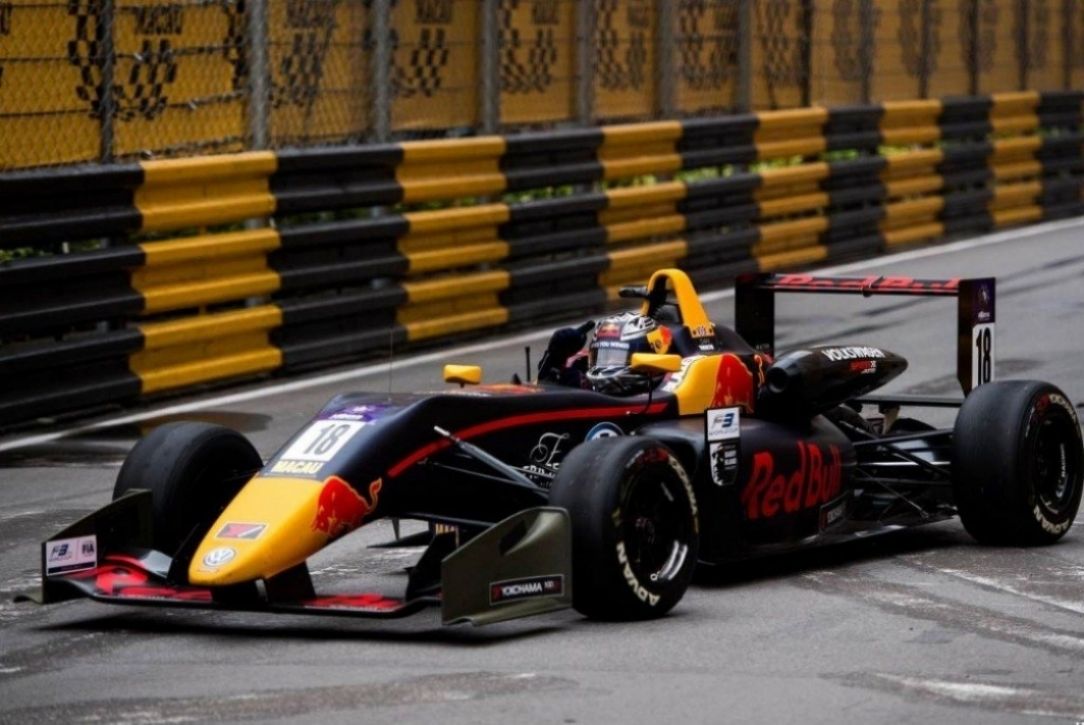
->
<box><xmin>2</xmin><ymin>220</ymin><xmax>1084</xmax><ymax>724</ymax></box>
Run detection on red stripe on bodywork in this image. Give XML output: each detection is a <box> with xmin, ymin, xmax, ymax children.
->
<box><xmin>387</xmin><ymin>402</ymin><xmax>668</xmax><ymax>478</ymax></box>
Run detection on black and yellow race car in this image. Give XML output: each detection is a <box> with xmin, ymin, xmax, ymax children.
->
<box><xmin>30</xmin><ymin>269</ymin><xmax>1083</xmax><ymax>625</ymax></box>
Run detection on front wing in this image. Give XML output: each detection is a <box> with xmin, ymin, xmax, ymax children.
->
<box><xmin>27</xmin><ymin>491</ymin><xmax>573</xmax><ymax>626</ymax></box>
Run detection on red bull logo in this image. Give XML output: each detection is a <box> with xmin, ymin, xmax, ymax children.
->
<box><xmin>647</xmin><ymin>326</ymin><xmax>673</xmax><ymax>354</ymax></box>
<box><xmin>312</xmin><ymin>475</ymin><xmax>383</xmax><ymax>539</ymax></box>
<box><xmin>711</xmin><ymin>353</ymin><xmax>755</xmax><ymax>411</ymax></box>
<box><xmin>741</xmin><ymin>442</ymin><xmax>843</xmax><ymax>520</ymax></box>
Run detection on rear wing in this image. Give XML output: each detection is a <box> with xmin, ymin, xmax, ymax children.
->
<box><xmin>735</xmin><ymin>273</ymin><xmax>996</xmax><ymax>395</ymax></box>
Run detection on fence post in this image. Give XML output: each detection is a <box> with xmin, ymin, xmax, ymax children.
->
<box><xmin>737</xmin><ymin>0</ymin><xmax>752</xmax><ymax>111</ymax></box>
<box><xmin>575</xmin><ymin>0</ymin><xmax>596</xmax><ymax>124</ymax></box>
<box><xmin>480</xmin><ymin>0</ymin><xmax>500</xmax><ymax>133</ymax></box>
<box><xmin>372</xmin><ymin>0</ymin><xmax>392</xmax><ymax>142</ymax></box>
<box><xmin>93</xmin><ymin>0</ymin><xmax>117</xmax><ymax>259</ymax></box>
<box><xmin>1017</xmin><ymin>0</ymin><xmax>1028</xmax><ymax>89</ymax></box>
<box><xmin>98</xmin><ymin>0</ymin><xmax>116</xmax><ymax>162</ymax></box>
<box><xmin>919</xmin><ymin>0</ymin><xmax>932</xmax><ymax>98</ymax></box>
<box><xmin>245</xmin><ymin>0</ymin><xmax>269</xmax><ymax>150</ymax></box>
<box><xmin>656</xmin><ymin>0</ymin><xmax>676</xmax><ymax>117</ymax></box>
<box><xmin>967</xmin><ymin>0</ymin><xmax>979</xmax><ymax>95</ymax></box>
<box><xmin>859</xmin><ymin>0</ymin><xmax>874</xmax><ymax>104</ymax></box>
<box><xmin>800</xmin><ymin>0</ymin><xmax>812</xmax><ymax>106</ymax></box>
<box><xmin>1063</xmin><ymin>0</ymin><xmax>1073</xmax><ymax>89</ymax></box>
<box><xmin>241</xmin><ymin>0</ymin><xmax>270</xmax><ymax>272</ymax></box>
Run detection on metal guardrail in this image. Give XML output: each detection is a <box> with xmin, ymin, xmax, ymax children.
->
<box><xmin>1</xmin><ymin>90</ymin><xmax>1081</xmax><ymax>426</ymax></box>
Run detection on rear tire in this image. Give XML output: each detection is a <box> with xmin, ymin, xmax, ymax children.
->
<box><xmin>114</xmin><ymin>422</ymin><xmax>263</xmax><ymax>555</ymax></box>
<box><xmin>548</xmin><ymin>437</ymin><xmax>699</xmax><ymax>620</ymax></box>
<box><xmin>953</xmin><ymin>381</ymin><xmax>1083</xmax><ymax>545</ymax></box>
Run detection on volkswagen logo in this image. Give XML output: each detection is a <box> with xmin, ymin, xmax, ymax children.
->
<box><xmin>202</xmin><ymin>547</ymin><xmax>236</xmax><ymax>568</ymax></box>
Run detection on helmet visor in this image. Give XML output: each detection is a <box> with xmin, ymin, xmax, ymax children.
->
<box><xmin>592</xmin><ymin>344</ymin><xmax>629</xmax><ymax>368</ymax></box>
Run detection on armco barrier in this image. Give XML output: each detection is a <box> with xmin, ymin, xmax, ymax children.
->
<box><xmin>1</xmin><ymin>91</ymin><xmax>1082</xmax><ymax>426</ymax></box>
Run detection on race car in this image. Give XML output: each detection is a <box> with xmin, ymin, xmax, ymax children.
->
<box><xmin>29</xmin><ymin>268</ymin><xmax>1083</xmax><ymax>625</ymax></box>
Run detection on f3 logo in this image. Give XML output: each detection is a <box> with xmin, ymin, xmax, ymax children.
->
<box><xmin>706</xmin><ymin>407</ymin><xmax>741</xmax><ymax>442</ymax></box>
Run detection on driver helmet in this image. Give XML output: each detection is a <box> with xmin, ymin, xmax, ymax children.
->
<box><xmin>587</xmin><ymin>312</ymin><xmax>660</xmax><ymax>394</ymax></box>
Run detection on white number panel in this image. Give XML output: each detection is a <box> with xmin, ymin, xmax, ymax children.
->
<box><xmin>972</xmin><ymin>323</ymin><xmax>995</xmax><ymax>389</ymax></box>
<box><xmin>279</xmin><ymin>421</ymin><xmax>366</xmax><ymax>462</ymax></box>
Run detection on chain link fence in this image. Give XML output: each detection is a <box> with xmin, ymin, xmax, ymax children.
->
<box><xmin>2</xmin><ymin>0</ymin><xmax>1080</xmax><ymax>170</ymax></box>
<box><xmin>267</xmin><ymin>0</ymin><xmax>369</xmax><ymax>147</ymax></box>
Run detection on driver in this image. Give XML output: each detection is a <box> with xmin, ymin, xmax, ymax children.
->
<box><xmin>537</xmin><ymin>312</ymin><xmax>669</xmax><ymax>394</ymax></box>
<box><xmin>537</xmin><ymin>305</ymin><xmax>760</xmax><ymax>396</ymax></box>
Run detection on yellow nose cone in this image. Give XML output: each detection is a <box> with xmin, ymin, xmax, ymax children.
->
<box><xmin>189</xmin><ymin>477</ymin><xmax>327</xmax><ymax>586</ymax></box>
<box><xmin>188</xmin><ymin>473</ymin><xmax>384</xmax><ymax>586</ymax></box>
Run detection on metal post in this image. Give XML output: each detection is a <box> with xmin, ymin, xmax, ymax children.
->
<box><xmin>800</xmin><ymin>0</ymin><xmax>812</xmax><ymax>106</ymax></box>
<box><xmin>1063</xmin><ymin>0</ymin><xmax>1074</xmax><ymax>90</ymax></box>
<box><xmin>245</xmin><ymin>0</ymin><xmax>269</xmax><ymax>150</ymax></box>
<box><xmin>656</xmin><ymin>0</ymin><xmax>676</xmax><ymax>117</ymax></box>
<box><xmin>94</xmin><ymin>0</ymin><xmax>117</xmax><ymax>261</ymax></box>
<box><xmin>480</xmin><ymin>0</ymin><xmax>500</xmax><ymax>133</ymax></box>
<box><xmin>372</xmin><ymin>0</ymin><xmax>392</xmax><ymax>142</ymax></box>
<box><xmin>241</xmin><ymin>0</ymin><xmax>270</xmax><ymax>265</ymax></box>
<box><xmin>859</xmin><ymin>0</ymin><xmax>874</xmax><ymax>104</ymax></box>
<box><xmin>968</xmin><ymin>0</ymin><xmax>979</xmax><ymax>95</ymax></box>
<box><xmin>919</xmin><ymin>0</ymin><xmax>932</xmax><ymax>98</ymax></box>
<box><xmin>1018</xmin><ymin>0</ymin><xmax>1028</xmax><ymax>89</ymax></box>
<box><xmin>575</xmin><ymin>0</ymin><xmax>596</xmax><ymax>124</ymax></box>
<box><xmin>98</xmin><ymin>0</ymin><xmax>115</xmax><ymax>162</ymax></box>
<box><xmin>737</xmin><ymin>0</ymin><xmax>753</xmax><ymax>111</ymax></box>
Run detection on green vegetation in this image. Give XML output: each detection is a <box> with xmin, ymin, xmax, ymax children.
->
<box><xmin>0</xmin><ymin>247</ymin><xmax>47</xmax><ymax>264</ymax></box>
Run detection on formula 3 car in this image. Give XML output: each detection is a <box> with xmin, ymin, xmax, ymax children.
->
<box><xmin>30</xmin><ymin>269</ymin><xmax>1083</xmax><ymax>625</ymax></box>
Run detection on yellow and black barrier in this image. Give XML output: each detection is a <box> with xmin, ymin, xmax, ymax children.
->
<box><xmin>1</xmin><ymin>91</ymin><xmax>1082</xmax><ymax>426</ymax></box>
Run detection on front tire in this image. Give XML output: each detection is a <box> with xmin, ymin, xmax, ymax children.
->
<box><xmin>114</xmin><ymin>422</ymin><xmax>263</xmax><ymax>555</ymax></box>
<box><xmin>548</xmin><ymin>437</ymin><xmax>699</xmax><ymax>620</ymax></box>
<box><xmin>953</xmin><ymin>381</ymin><xmax>1083</xmax><ymax>545</ymax></box>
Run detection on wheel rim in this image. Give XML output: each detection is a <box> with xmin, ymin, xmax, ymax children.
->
<box><xmin>1033</xmin><ymin>416</ymin><xmax>1080</xmax><ymax>515</ymax></box>
<box><xmin>620</xmin><ymin>462</ymin><xmax>692</xmax><ymax>587</ymax></box>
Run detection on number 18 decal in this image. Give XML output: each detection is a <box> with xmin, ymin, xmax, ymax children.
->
<box><xmin>972</xmin><ymin>323</ymin><xmax>995</xmax><ymax>389</ymax></box>
<box><xmin>280</xmin><ymin>421</ymin><xmax>365</xmax><ymax>462</ymax></box>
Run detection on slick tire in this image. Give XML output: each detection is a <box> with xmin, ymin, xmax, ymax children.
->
<box><xmin>113</xmin><ymin>422</ymin><xmax>263</xmax><ymax>555</ymax></box>
<box><xmin>953</xmin><ymin>381</ymin><xmax>1083</xmax><ymax>545</ymax></box>
<box><xmin>548</xmin><ymin>437</ymin><xmax>699</xmax><ymax>621</ymax></box>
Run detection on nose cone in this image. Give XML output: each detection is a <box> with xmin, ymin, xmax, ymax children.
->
<box><xmin>188</xmin><ymin>475</ymin><xmax>383</xmax><ymax>586</ymax></box>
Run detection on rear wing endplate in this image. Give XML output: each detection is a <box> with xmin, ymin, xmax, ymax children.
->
<box><xmin>735</xmin><ymin>273</ymin><xmax>996</xmax><ymax>395</ymax></box>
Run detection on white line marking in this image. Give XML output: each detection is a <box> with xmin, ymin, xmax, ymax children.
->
<box><xmin>932</xmin><ymin>567</ymin><xmax>1084</xmax><ymax>615</ymax></box>
<box><xmin>887</xmin><ymin>676</ymin><xmax>1024</xmax><ymax>701</ymax></box>
<box><xmin>869</xmin><ymin>674</ymin><xmax>1082</xmax><ymax>719</ymax></box>
<box><xmin>0</xmin><ymin>510</ymin><xmax>45</xmax><ymax>522</ymax></box>
<box><xmin>805</xmin><ymin>570</ymin><xmax>1084</xmax><ymax>654</ymax></box>
<box><xmin>3</xmin><ymin>216</ymin><xmax>1083</xmax><ymax>455</ymax></box>
<box><xmin>0</xmin><ymin>576</ymin><xmax>43</xmax><ymax>595</ymax></box>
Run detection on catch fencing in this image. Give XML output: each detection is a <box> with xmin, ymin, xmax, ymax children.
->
<box><xmin>0</xmin><ymin>89</ymin><xmax>1080</xmax><ymax>425</ymax></box>
<box><xmin>3</xmin><ymin>1</ymin><xmax>1084</xmax><ymax>170</ymax></box>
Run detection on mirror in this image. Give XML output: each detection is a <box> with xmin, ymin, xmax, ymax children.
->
<box><xmin>629</xmin><ymin>353</ymin><xmax>682</xmax><ymax>375</ymax></box>
<box><xmin>443</xmin><ymin>364</ymin><xmax>482</xmax><ymax>386</ymax></box>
